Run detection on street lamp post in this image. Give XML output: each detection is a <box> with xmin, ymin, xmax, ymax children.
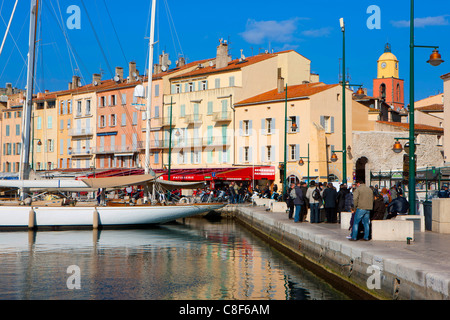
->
<box><xmin>393</xmin><ymin>0</ymin><xmax>444</xmax><ymax>215</ymax></box>
<box><xmin>282</xmin><ymin>84</ymin><xmax>298</xmax><ymax>196</ymax></box>
<box><xmin>298</xmin><ymin>143</ymin><xmax>310</xmax><ymax>185</ymax></box>
<box><xmin>340</xmin><ymin>18</ymin><xmax>347</xmax><ymax>185</ymax></box>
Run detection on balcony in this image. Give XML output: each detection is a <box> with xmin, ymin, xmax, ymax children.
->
<box><xmin>161</xmin><ymin>116</ymin><xmax>177</xmax><ymax>127</ymax></box>
<box><xmin>68</xmin><ymin>127</ymin><xmax>94</xmax><ymax>137</ymax></box>
<box><xmin>93</xmin><ymin>143</ymin><xmax>142</xmax><ymax>154</ymax></box>
<box><xmin>70</xmin><ymin>147</ymin><xmax>94</xmax><ymax>157</ymax></box>
<box><xmin>212</xmin><ymin>111</ymin><xmax>232</xmax><ymax>122</ymax></box>
<box><xmin>184</xmin><ymin>114</ymin><xmax>203</xmax><ymax>125</ymax></box>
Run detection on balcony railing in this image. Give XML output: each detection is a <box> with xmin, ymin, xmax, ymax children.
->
<box><xmin>184</xmin><ymin>114</ymin><xmax>203</xmax><ymax>124</ymax></box>
<box><xmin>69</xmin><ymin>147</ymin><xmax>94</xmax><ymax>156</ymax></box>
<box><xmin>140</xmin><ymin>136</ymin><xmax>229</xmax><ymax>149</ymax></box>
<box><xmin>92</xmin><ymin>143</ymin><xmax>142</xmax><ymax>154</ymax></box>
<box><xmin>212</xmin><ymin>111</ymin><xmax>232</xmax><ymax>122</ymax></box>
<box><xmin>68</xmin><ymin>127</ymin><xmax>94</xmax><ymax>137</ymax></box>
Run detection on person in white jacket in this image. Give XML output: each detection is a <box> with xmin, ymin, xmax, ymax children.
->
<box><xmin>306</xmin><ymin>181</ymin><xmax>321</xmax><ymax>223</ymax></box>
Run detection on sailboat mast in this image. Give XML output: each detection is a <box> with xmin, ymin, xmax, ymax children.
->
<box><xmin>145</xmin><ymin>0</ymin><xmax>156</xmax><ymax>174</ymax></box>
<box><xmin>20</xmin><ymin>0</ymin><xmax>38</xmax><ymax>182</ymax></box>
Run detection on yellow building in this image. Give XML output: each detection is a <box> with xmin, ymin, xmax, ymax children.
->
<box><xmin>162</xmin><ymin>42</ymin><xmax>317</xmax><ymax>171</ymax></box>
<box><xmin>235</xmin><ymin>82</ymin><xmax>354</xmax><ymax>186</ymax></box>
<box><xmin>33</xmin><ymin>92</ymin><xmax>58</xmax><ymax>171</ymax></box>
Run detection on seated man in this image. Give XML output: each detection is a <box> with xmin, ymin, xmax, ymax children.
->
<box><xmin>386</xmin><ymin>191</ymin><xmax>409</xmax><ymax>219</ymax></box>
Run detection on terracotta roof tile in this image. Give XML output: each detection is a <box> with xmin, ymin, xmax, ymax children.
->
<box><xmin>376</xmin><ymin>121</ymin><xmax>444</xmax><ymax>134</ymax></box>
<box><xmin>415</xmin><ymin>104</ymin><xmax>444</xmax><ymax>112</ymax></box>
<box><xmin>235</xmin><ymin>83</ymin><xmax>339</xmax><ymax>106</ymax></box>
<box><xmin>170</xmin><ymin>53</ymin><xmax>280</xmax><ymax>81</ymax></box>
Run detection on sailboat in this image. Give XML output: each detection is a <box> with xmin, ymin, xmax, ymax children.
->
<box><xmin>0</xmin><ymin>0</ymin><xmax>226</xmax><ymax>230</ymax></box>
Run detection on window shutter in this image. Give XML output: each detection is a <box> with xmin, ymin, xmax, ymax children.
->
<box><xmin>261</xmin><ymin>146</ymin><xmax>265</xmax><ymax>162</ymax></box>
<box><xmin>239</xmin><ymin>147</ymin><xmax>243</xmax><ymax>163</ymax></box>
<box><xmin>331</xmin><ymin>116</ymin><xmax>335</xmax><ymax>133</ymax></box>
<box><xmin>261</xmin><ymin>119</ymin><xmax>266</xmax><ymax>135</ymax></box>
<box><xmin>272</xmin><ymin>118</ymin><xmax>275</xmax><ymax>132</ymax></box>
<box><xmin>249</xmin><ymin>120</ymin><xmax>253</xmax><ymax>135</ymax></box>
<box><xmin>248</xmin><ymin>147</ymin><xmax>253</xmax><ymax>163</ymax></box>
<box><xmin>239</xmin><ymin>121</ymin><xmax>243</xmax><ymax>136</ymax></box>
<box><xmin>320</xmin><ymin>116</ymin><xmax>325</xmax><ymax>128</ymax></box>
<box><xmin>296</xmin><ymin>116</ymin><xmax>300</xmax><ymax>132</ymax></box>
<box><xmin>295</xmin><ymin>144</ymin><xmax>300</xmax><ymax>160</ymax></box>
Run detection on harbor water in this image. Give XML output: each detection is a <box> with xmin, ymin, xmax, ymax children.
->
<box><xmin>0</xmin><ymin>216</ymin><xmax>349</xmax><ymax>300</ymax></box>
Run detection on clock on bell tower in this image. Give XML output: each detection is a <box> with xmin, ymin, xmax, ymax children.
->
<box><xmin>373</xmin><ymin>43</ymin><xmax>404</xmax><ymax>111</ymax></box>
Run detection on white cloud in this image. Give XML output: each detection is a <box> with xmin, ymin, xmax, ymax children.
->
<box><xmin>301</xmin><ymin>27</ymin><xmax>332</xmax><ymax>37</ymax></box>
<box><xmin>391</xmin><ymin>15</ymin><xmax>450</xmax><ymax>28</ymax></box>
<box><xmin>240</xmin><ymin>18</ymin><xmax>305</xmax><ymax>44</ymax></box>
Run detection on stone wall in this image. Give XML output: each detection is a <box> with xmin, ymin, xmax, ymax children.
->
<box><xmin>352</xmin><ymin>130</ymin><xmax>444</xmax><ymax>184</ymax></box>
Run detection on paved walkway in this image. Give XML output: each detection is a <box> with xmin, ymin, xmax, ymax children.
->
<box><xmin>227</xmin><ymin>204</ymin><xmax>450</xmax><ymax>299</ymax></box>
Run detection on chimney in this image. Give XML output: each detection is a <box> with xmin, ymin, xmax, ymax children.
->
<box><xmin>277</xmin><ymin>68</ymin><xmax>285</xmax><ymax>93</ymax></box>
<box><xmin>92</xmin><ymin>73</ymin><xmax>101</xmax><ymax>85</ymax></box>
<box><xmin>154</xmin><ymin>63</ymin><xmax>162</xmax><ymax>74</ymax></box>
<box><xmin>115</xmin><ymin>67</ymin><xmax>124</xmax><ymax>82</ymax></box>
<box><xmin>176</xmin><ymin>56</ymin><xmax>186</xmax><ymax>68</ymax></box>
<box><xmin>128</xmin><ymin>61</ymin><xmax>138</xmax><ymax>82</ymax></box>
<box><xmin>72</xmin><ymin>75</ymin><xmax>80</xmax><ymax>89</ymax></box>
<box><xmin>68</xmin><ymin>82</ymin><xmax>72</xmax><ymax>90</ymax></box>
<box><xmin>6</xmin><ymin>83</ymin><xmax>12</xmax><ymax>95</ymax></box>
<box><xmin>216</xmin><ymin>39</ymin><xmax>231</xmax><ymax>69</ymax></box>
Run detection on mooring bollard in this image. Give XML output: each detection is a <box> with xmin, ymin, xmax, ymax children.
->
<box><xmin>93</xmin><ymin>208</ymin><xmax>99</xmax><ymax>229</ymax></box>
<box><xmin>28</xmin><ymin>208</ymin><xmax>36</xmax><ymax>230</ymax></box>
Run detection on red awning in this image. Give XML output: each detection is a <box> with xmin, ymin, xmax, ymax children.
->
<box><xmin>158</xmin><ymin>166</ymin><xmax>275</xmax><ymax>182</ymax></box>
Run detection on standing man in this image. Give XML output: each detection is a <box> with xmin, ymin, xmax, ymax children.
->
<box><xmin>349</xmin><ymin>180</ymin><xmax>374</xmax><ymax>241</ymax></box>
<box><xmin>293</xmin><ymin>182</ymin><xmax>304</xmax><ymax>223</ymax></box>
<box><xmin>323</xmin><ymin>183</ymin><xmax>338</xmax><ymax>223</ymax></box>
<box><xmin>287</xmin><ymin>183</ymin><xmax>295</xmax><ymax>219</ymax></box>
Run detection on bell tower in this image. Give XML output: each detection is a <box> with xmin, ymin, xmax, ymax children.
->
<box><xmin>373</xmin><ymin>43</ymin><xmax>404</xmax><ymax>111</ymax></box>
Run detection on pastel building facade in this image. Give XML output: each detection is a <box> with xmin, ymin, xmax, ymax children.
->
<box><xmin>162</xmin><ymin>43</ymin><xmax>316</xmax><ymax>171</ymax></box>
<box><xmin>235</xmin><ymin>83</ymin><xmax>354</xmax><ymax>185</ymax></box>
<box><xmin>1</xmin><ymin>92</ymin><xmax>25</xmax><ymax>173</ymax></box>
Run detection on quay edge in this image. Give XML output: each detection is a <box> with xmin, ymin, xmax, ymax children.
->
<box><xmin>214</xmin><ymin>205</ymin><xmax>450</xmax><ymax>300</ymax></box>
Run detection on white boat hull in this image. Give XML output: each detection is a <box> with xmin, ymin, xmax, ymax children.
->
<box><xmin>0</xmin><ymin>203</ymin><xmax>226</xmax><ymax>229</ymax></box>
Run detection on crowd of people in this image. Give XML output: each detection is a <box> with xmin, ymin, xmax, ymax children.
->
<box><xmin>282</xmin><ymin>180</ymin><xmax>410</xmax><ymax>241</ymax></box>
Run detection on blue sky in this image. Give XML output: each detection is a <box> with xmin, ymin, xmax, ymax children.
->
<box><xmin>0</xmin><ymin>0</ymin><xmax>448</xmax><ymax>103</ymax></box>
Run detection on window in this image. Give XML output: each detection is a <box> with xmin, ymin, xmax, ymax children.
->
<box><xmin>132</xmin><ymin>112</ymin><xmax>137</xmax><ymax>125</ymax></box>
<box><xmin>121</xmin><ymin>114</ymin><xmax>126</xmax><ymax>126</ymax></box>
<box><xmin>229</xmin><ymin>76</ymin><xmax>235</xmax><ymax>87</ymax></box>
<box><xmin>244</xmin><ymin>120</ymin><xmax>250</xmax><ymax>135</ymax></box>
<box><xmin>47</xmin><ymin>116</ymin><xmax>53</xmax><ymax>129</ymax></box>
<box><xmin>266</xmin><ymin>118</ymin><xmax>273</xmax><ymax>134</ymax></box>
<box><xmin>188</xmin><ymin>82</ymin><xmax>194</xmax><ymax>92</ymax></box>
<box><xmin>207</xmin><ymin>102</ymin><xmax>213</xmax><ymax>115</ymax></box>
<box><xmin>289</xmin><ymin>116</ymin><xmax>298</xmax><ymax>133</ymax></box>
<box><xmin>289</xmin><ymin>144</ymin><xmax>300</xmax><ymax>161</ymax></box>
<box><xmin>16</xmin><ymin>124</ymin><xmax>20</xmax><ymax>136</ymax></box>
<box><xmin>77</xmin><ymin>100</ymin><xmax>82</xmax><ymax>116</ymax></box>
<box><xmin>37</xmin><ymin>117</ymin><xmax>42</xmax><ymax>130</ymax></box>
<box><xmin>111</xmin><ymin>95</ymin><xmax>117</xmax><ymax>106</ymax></box>
<box><xmin>201</xmin><ymin>81</ymin><xmax>207</xmax><ymax>90</ymax></box>
<box><xmin>100</xmin><ymin>115</ymin><xmax>106</xmax><ymax>128</ymax></box>
<box><xmin>155</xmin><ymin>84</ymin><xmax>160</xmax><ymax>97</ymax></box>
<box><xmin>86</xmin><ymin>100</ymin><xmax>91</xmax><ymax>115</ymax></box>
<box><xmin>244</xmin><ymin>146</ymin><xmax>249</xmax><ymax>162</ymax></box>
<box><xmin>100</xmin><ymin>96</ymin><xmax>106</xmax><ymax>107</ymax></box>
<box><xmin>215</xmin><ymin>78</ymin><xmax>220</xmax><ymax>89</ymax></box>
<box><xmin>5</xmin><ymin>125</ymin><xmax>9</xmax><ymax>136</ymax></box>
<box><xmin>47</xmin><ymin>139</ymin><xmax>54</xmax><ymax>152</ymax></box>
<box><xmin>175</xmin><ymin>84</ymin><xmax>181</xmax><ymax>93</ymax></box>
<box><xmin>267</xmin><ymin>146</ymin><xmax>272</xmax><ymax>161</ymax></box>
<box><xmin>320</xmin><ymin>116</ymin><xmax>334</xmax><ymax>133</ymax></box>
<box><xmin>110</xmin><ymin>114</ymin><xmax>117</xmax><ymax>127</ymax></box>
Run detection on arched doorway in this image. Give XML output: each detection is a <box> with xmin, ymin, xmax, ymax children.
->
<box><xmin>287</xmin><ymin>174</ymin><xmax>300</xmax><ymax>186</ymax></box>
<box><xmin>355</xmin><ymin>157</ymin><xmax>369</xmax><ymax>183</ymax></box>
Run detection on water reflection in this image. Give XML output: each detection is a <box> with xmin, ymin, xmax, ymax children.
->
<box><xmin>0</xmin><ymin>218</ymin><xmax>349</xmax><ymax>300</ymax></box>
